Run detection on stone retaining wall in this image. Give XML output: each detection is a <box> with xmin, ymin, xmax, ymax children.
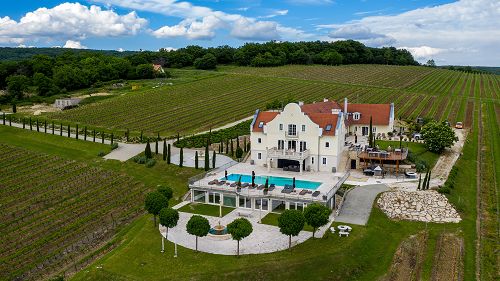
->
<box><xmin>377</xmin><ymin>190</ymin><xmax>461</xmax><ymax>223</ymax></box>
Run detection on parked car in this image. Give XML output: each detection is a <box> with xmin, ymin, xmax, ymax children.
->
<box><xmin>455</xmin><ymin>122</ymin><xmax>463</xmax><ymax>129</ymax></box>
<box><xmin>412</xmin><ymin>133</ymin><xmax>422</xmax><ymax>140</ymax></box>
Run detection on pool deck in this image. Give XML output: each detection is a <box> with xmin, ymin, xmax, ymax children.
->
<box><xmin>191</xmin><ymin>163</ymin><xmax>346</xmax><ymax>202</ymax></box>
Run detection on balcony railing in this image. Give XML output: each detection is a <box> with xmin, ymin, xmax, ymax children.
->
<box><xmin>267</xmin><ymin>148</ymin><xmax>309</xmax><ymax>160</ymax></box>
<box><xmin>285</xmin><ymin>131</ymin><xmax>299</xmax><ymax>138</ymax></box>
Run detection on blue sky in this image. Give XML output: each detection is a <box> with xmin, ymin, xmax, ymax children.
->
<box><xmin>1</xmin><ymin>0</ymin><xmax>499</xmax><ymax>65</ymax></box>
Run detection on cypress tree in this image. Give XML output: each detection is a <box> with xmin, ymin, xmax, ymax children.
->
<box><xmin>230</xmin><ymin>139</ymin><xmax>234</xmax><ymax>157</ymax></box>
<box><xmin>155</xmin><ymin>138</ymin><xmax>158</xmax><ymax>155</ymax></box>
<box><xmin>29</xmin><ymin>117</ymin><xmax>32</xmax><ymax>130</ymax></box>
<box><xmin>204</xmin><ymin>139</ymin><xmax>210</xmax><ymax>171</ymax></box>
<box><xmin>9</xmin><ymin>115</ymin><xmax>11</xmax><ymax>126</ymax></box>
<box><xmin>422</xmin><ymin>169</ymin><xmax>428</xmax><ymax>190</ymax></box>
<box><xmin>177</xmin><ymin>132</ymin><xmax>180</xmax><ymax>143</ymax></box>
<box><xmin>67</xmin><ymin>125</ymin><xmax>70</xmax><ymax>137</ymax></box>
<box><xmin>93</xmin><ymin>129</ymin><xmax>96</xmax><ymax>142</ymax></box>
<box><xmin>52</xmin><ymin>121</ymin><xmax>54</xmax><ymax>134</ymax></box>
<box><xmin>111</xmin><ymin>133</ymin><xmax>114</xmax><ymax>145</ymax></box>
<box><xmin>44</xmin><ymin>120</ymin><xmax>47</xmax><ymax>133</ymax></box>
<box><xmin>126</xmin><ymin>128</ymin><xmax>130</xmax><ymax>142</ymax></box>
<box><xmin>426</xmin><ymin>170</ymin><xmax>432</xmax><ymax>190</ymax></box>
<box><xmin>12</xmin><ymin>103</ymin><xmax>16</xmax><ymax>113</ymax></box>
<box><xmin>417</xmin><ymin>174</ymin><xmax>422</xmax><ymax>190</ymax></box>
<box><xmin>225</xmin><ymin>139</ymin><xmax>229</xmax><ymax>154</ymax></box>
<box><xmin>2</xmin><ymin>112</ymin><xmax>5</xmax><ymax>125</ymax></box>
<box><xmin>36</xmin><ymin>119</ymin><xmax>39</xmax><ymax>132</ymax></box>
<box><xmin>195</xmin><ymin>151</ymin><xmax>199</xmax><ymax>169</ymax></box>
<box><xmin>145</xmin><ymin>141</ymin><xmax>152</xmax><ymax>159</ymax></box>
<box><xmin>219</xmin><ymin>141</ymin><xmax>223</xmax><ymax>154</ymax></box>
<box><xmin>368</xmin><ymin>116</ymin><xmax>373</xmax><ymax>147</ymax></box>
<box><xmin>167</xmin><ymin>143</ymin><xmax>171</xmax><ymax>164</ymax></box>
<box><xmin>22</xmin><ymin>118</ymin><xmax>25</xmax><ymax>129</ymax></box>
<box><xmin>244</xmin><ymin>137</ymin><xmax>247</xmax><ymax>152</ymax></box>
<box><xmin>179</xmin><ymin>147</ymin><xmax>184</xmax><ymax>167</ymax></box>
<box><xmin>140</xmin><ymin>131</ymin><xmax>143</xmax><ymax>143</ymax></box>
<box><xmin>60</xmin><ymin>123</ymin><xmax>63</xmax><ymax>136</ymax></box>
<box><xmin>76</xmin><ymin>124</ymin><xmax>79</xmax><ymax>139</ymax></box>
<box><xmin>84</xmin><ymin>127</ymin><xmax>87</xmax><ymax>141</ymax></box>
<box><xmin>212</xmin><ymin>150</ymin><xmax>216</xmax><ymax>169</ymax></box>
<box><xmin>236</xmin><ymin>135</ymin><xmax>240</xmax><ymax>149</ymax></box>
<box><xmin>162</xmin><ymin>139</ymin><xmax>167</xmax><ymax>161</ymax></box>
<box><xmin>101</xmin><ymin>131</ymin><xmax>105</xmax><ymax>144</ymax></box>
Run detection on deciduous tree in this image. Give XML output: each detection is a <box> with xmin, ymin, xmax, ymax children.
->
<box><xmin>278</xmin><ymin>210</ymin><xmax>305</xmax><ymax>250</ymax></box>
<box><xmin>227</xmin><ymin>218</ymin><xmax>253</xmax><ymax>256</ymax></box>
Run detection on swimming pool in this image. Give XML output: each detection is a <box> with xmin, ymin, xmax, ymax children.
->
<box><xmin>222</xmin><ymin>174</ymin><xmax>322</xmax><ymax>190</ymax></box>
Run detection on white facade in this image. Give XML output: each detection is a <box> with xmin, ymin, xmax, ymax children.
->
<box><xmin>53</xmin><ymin>98</ymin><xmax>81</xmax><ymax>109</ymax></box>
<box><xmin>251</xmin><ymin>103</ymin><xmax>346</xmax><ymax>173</ymax></box>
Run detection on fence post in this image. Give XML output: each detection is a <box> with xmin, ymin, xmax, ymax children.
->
<box><xmin>60</xmin><ymin>123</ymin><xmax>63</xmax><ymax>136</ymax></box>
<box><xmin>23</xmin><ymin>118</ymin><xmax>25</xmax><ymax>129</ymax></box>
<box><xmin>76</xmin><ymin>124</ymin><xmax>79</xmax><ymax>139</ymax></box>
<box><xmin>52</xmin><ymin>121</ymin><xmax>54</xmax><ymax>134</ymax></box>
<box><xmin>111</xmin><ymin>133</ymin><xmax>114</xmax><ymax>145</ymax></box>
<box><xmin>44</xmin><ymin>120</ymin><xmax>47</xmax><ymax>133</ymax></box>
<box><xmin>36</xmin><ymin>119</ymin><xmax>39</xmax><ymax>132</ymax></box>
<box><xmin>67</xmin><ymin>125</ymin><xmax>70</xmax><ymax>137</ymax></box>
<box><xmin>93</xmin><ymin>130</ymin><xmax>96</xmax><ymax>142</ymax></box>
<box><xmin>2</xmin><ymin>112</ymin><xmax>4</xmax><ymax>125</ymax></box>
<box><xmin>84</xmin><ymin>127</ymin><xmax>87</xmax><ymax>141</ymax></box>
<box><xmin>102</xmin><ymin>132</ymin><xmax>105</xmax><ymax>144</ymax></box>
<box><xmin>9</xmin><ymin>115</ymin><xmax>11</xmax><ymax>126</ymax></box>
<box><xmin>29</xmin><ymin>117</ymin><xmax>32</xmax><ymax>130</ymax></box>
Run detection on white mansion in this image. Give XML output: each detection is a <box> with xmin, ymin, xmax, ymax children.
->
<box><xmin>250</xmin><ymin>98</ymin><xmax>394</xmax><ymax>173</ymax></box>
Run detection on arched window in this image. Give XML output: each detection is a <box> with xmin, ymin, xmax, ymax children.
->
<box><xmin>353</xmin><ymin>112</ymin><xmax>361</xmax><ymax>120</ymax></box>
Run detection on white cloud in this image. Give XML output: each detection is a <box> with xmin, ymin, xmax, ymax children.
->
<box><xmin>318</xmin><ymin>0</ymin><xmax>500</xmax><ymax>65</ymax></box>
<box><xmin>0</xmin><ymin>2</ymin><xmax>147</xmax><ymax>44</ymax></box>
<box><xmin>287</xmin><ymin>0</ymin><xmax>333</xmax><ymax>5</ymax></box>
<box><xmin>117</xmin><ymin>47</ymin><xmax>124</xmax><ymax>52</ymax></box>
<box><xmin>93</xmin><ymin>0</ymin><xmax>313</xmax><ymax>41</ymax></box>
<box><xmin>259</xmin><ymin>9</ymin><xmax>289</xmax><ymax>19</ymax></box>
<box><xmin>328</xmin><ymin>25</ymin><xmax>395</xmax><ymax>46</ymax></box>
<box><xmin>401</xmin><ymin>46</ymin><xmax>445</xmax><ymax>59</ymax></box>
<box><xmin>63</xmin><ymin>40</ymin><xmax>87</xmax><ymax>49</ymax></box>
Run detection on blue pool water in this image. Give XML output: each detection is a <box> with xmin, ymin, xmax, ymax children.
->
<box><xmin>222</xmin><ymin>174</ymin><xmax>322</xmax><ymax>190</ymax></box>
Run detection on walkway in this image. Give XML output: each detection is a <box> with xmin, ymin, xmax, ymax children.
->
<box><xmin>335</xmin><ymin>184</ymin><xmax>390</xmax><ymax>225</ymax></box>
<box><xmin>3</xmin><ymin>119</ymin><xmax>243</xmax><ymax>168</ymax></box>
<box><xmin>160</xmin><ymin>205</ymin><xmax>312</xmax><ymax>255</ymax></box>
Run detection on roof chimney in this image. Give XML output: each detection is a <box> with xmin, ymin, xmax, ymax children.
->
<box><xmin>298</xmin><ymin>101</ymin><xmax>304</xmax><ymax>106</ymax></box>
<box><xmin>344</xmin><ymin>97</ymin><xmax>348</xmax><ymax>115</ymax></box>
<box><xmin>331</xmin><ymin>108</ymin><xmax>341</xmax><ymax>115</ymax></box>
<box><xmin>323</xmin><ymin>98</ymin><xmax>329</xmax><ymax>102</ymax></box>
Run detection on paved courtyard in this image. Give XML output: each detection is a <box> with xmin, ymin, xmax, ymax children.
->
<box><xmin>160</xmin><ymin>206</ymin><xmax>313</xmax><ymax>255</ymax></box>
<box><xmin>335</xmin><ymin>184</ymin><xmax>390</xmax><ymax>225</ymax></box>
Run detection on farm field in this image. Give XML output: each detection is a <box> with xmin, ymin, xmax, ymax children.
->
<box><xmin>220</xmin><ymin>64</ymin><xmax>436</xmax><ymax>88</ymax></box>
<box><xmin>45</xmin><ymin>65</ymin><xmax>499</xmax><ymax>136</ymax></box>
<box><xmin>0</xmin><ymin>144</ymin><xmax>146</xmax><ymax>280</ymax></box>
<box><xmin>0</xmin><ymin>126</ymin><xmax>199</xmax><ymax>280</ymax></box>
<box><xmin>70</xmin><ymin>98</ymin><xmax>498</xmax><ymax>281</ymax></box>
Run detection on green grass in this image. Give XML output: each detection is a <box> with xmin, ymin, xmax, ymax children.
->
<box><xmin>260</xmin><ymin>212</ymin><xmax>315</xmax><ymax>232</ymax></box>
<box><xmin>375</xmin><ymin>140</ymin><xmax>440</xmax><ymax>169</ymax></box>
<box><xmin>178</xmin><ymin>203</ymin><xmax>235</xmax><ymax>217</ymax></box>
<box><xmin>71</xmin><ymin>208</ymin><xmax>462</xmax><ymax>281</ymax></box>
<box><xmin>0</xmin><ymin>125</ymin><xmax>111</xmax><ymax>160</ymax></box>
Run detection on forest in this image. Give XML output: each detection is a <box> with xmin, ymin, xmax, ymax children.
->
<box><xmin>0</xmin><ymin>40</ymin><xmax>418</xmax><ymax>104</ymax></box>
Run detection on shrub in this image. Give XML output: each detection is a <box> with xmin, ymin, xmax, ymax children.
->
<box><xmin>235</xmin><ymin>147</ymin><xmax>243</xmax><ymax>159</ymax></box>
<box><xmin>110</xmin><ymin>143</ymin><xmax>119</xmax><ymax>150</ymax></box>
<box><xmin>145</xmin><ymin>158</ymin><xmax>156</xmax><ymax>168</ymax></box>
<box><xmin>133</xmin><ymin>155</ymin><xmax>147</xmax><ymax>164</ymax></box>
<box><xmin>97</xmin><ymin>151</ymin><xmax>106</xmax><ymax>157</ymax></box>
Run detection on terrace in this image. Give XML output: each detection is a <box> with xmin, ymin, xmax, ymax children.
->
<box><xmin>189</xmin><ymin>163</ymin><xmax>348</xmax><ymax>212</ymax></box>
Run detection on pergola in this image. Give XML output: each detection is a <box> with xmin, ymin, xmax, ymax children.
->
<box><xmin>358</xmin><ymin>148</ymin><xmax>408</xmax><ymax>173</ymax></box>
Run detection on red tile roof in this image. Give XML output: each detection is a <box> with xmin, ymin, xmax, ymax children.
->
<box><xmin>252</xmin><ymin>111</ymin><xmax>279</xmax><ymax>132</ymax></box>
<box><xmin>300</xmin><ymin>101</ymin><xmax>342</xmax><ymax>114</ymax></box>
<box><xmin>306</xmin><ymin>113</ymin><xmax>339</xmax><ymax>136</ymax></box>
<box><xmin>344</xmin><ymin>103</ymin><xmax>391</xmax><ymax>125</ymax></box>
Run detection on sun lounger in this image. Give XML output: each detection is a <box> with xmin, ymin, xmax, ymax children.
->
<box><xmin>230</xmin><ymin>183</ymin><xmax>237</xmax><ymax>187</ymax></box>
<box><xmin>248</xmin><ymin>184</ymin><xmax>256</xmax><ymax>189</ymax></box>
<box><xmin>241</xmin><ymin>183</ymin><xmax>249</xmax><ymax>188</ymax></box>
<box><xmin>208</xmin><ymin>180</ymin><xmax>216</xmax><ymax>185</ymax></box>
<box><xmin>256</xmin><ymin>185</ymin><xmax>264</xmax><ymax>190</ymax></box>
<box><xmin>216</xmin><ymin>181</ymin><xmax>225</xmax><ymax>185</ymax></box>
<box><xmin>270</xmin><ymin>184</ymin><xmax>275</xmax><ymax>187</ymax></box>
<box><xmin>312</xmin><ymin>191</ymin><xmax>320</xmax><ymax>197</ymax></box>
<box><xmin>268</xmin><ymin>186</ymin><xmax>275</xmax><ymax>191</ymax></box>
<box><xmin>299</xmin><ymin>189</ymin><xmax>308</xmax><ymax>195</ymax></box>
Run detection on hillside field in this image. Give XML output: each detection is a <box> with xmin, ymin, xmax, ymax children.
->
<box><xmin>44</xmin><ymin>65</ymin><xmax>499</xmax><ymax>136</ymax></box>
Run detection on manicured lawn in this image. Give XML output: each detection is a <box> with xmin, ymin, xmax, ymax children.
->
<box><xmin>260</xmin><ymin>212</ymin><xmax>315</xmax><ymax>232</ymax></box>
<box><xmin>71</xmin><ymin>208</ymin><xmax>462</xmax><ymax>281</ymax></box>
<box><xmin>178</xmin><ymin>203</ymin><xmax>235</xmax><ymax>217</ymax></box>
<box><xmin>376</xmin><ymin>140</ymin><xmax>440</xmax><ymax>168</ymax></box>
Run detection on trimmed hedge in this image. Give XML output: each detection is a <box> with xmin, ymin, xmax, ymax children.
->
<box><xmin>174</xmin><ymin>120</ymin><xmax>251</xmax><ymax>148</ymax></box>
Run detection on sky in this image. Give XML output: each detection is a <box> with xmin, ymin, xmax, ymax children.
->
<box><xmin>0</xmin><ymin>0</ymin><xmax>499</xmax><ymax>66</ymax></box>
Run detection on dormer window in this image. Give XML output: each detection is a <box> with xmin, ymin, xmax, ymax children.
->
<box><xmin>325</xmin><ymin>124</ymin><xmax>332</xmax><ymax>131</ymax></box>
<box><xmin>353</xmin><ymin>112</ymin><xmax>360</xmax><ymax>121</ymax></box>
<box><xmin>258</xmin><ymin>121</ymin><xmax>264</xmax><ymax>128</ymax></box>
